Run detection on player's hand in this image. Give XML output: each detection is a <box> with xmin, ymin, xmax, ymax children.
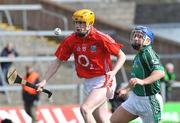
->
<box><xmin>36</xmin><ymin>80</ymin><xmax>47</xmax><ymax>91</ymax></box>
<box><xmin>116</xmin><ymin>88</ymin><xmax>128</xmax><ymax>97</ymax></box>
<box><xmin>129</xmin><ymin>78</ymin><xmax>145</xmax><ymax>87</ymax></box>
<box><xmin>106</xmin><ymin>71</ymin><xmax>116</xmax><ymax>84</ymax></box>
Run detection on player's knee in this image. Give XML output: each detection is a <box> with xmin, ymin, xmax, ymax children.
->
<box><xmin>80</xmin><ymin>104</ymin><xmax>91</xmax><ymax>116</ymax></box>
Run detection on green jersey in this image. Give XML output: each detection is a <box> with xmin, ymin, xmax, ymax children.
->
<box><xmin>131</xmin><ymin>45</ymin><xmax>164</xmax><ymax>96</ymax></box>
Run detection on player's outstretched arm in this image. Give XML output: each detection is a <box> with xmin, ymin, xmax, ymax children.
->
<box><xmin>37</xmin><ymin>58</ymin><xmax>62</xmax><ymax>89</ymax></box>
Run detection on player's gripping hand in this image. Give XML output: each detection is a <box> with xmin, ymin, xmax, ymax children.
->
<box><xmin>36</xmin><ymin>80</ymin><xmax>47</xmax><ymax>91</ymax></box>
<box><xmin>116</xmin><ymin>88</ymin><xmax>128</xmax><ymax>97</ymax></box>
<box><xmin>129</xmin><ymin>77</ymin><xmax>145</xmax><ymax>87</ymax></box>
<box><xmin>116</xmin><ymin>82</ymin><xmax>134</xmax><ymax>97</ymax></box>
<box><xmin>106</xmin><ymin>70</ymin><xmax>116</xmax><ymax>85</ymax></box>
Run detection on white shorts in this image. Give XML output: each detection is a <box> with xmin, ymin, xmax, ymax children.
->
<box><xmin>83</xmin><ymin>75</ymin><xmax>116</xmax><ymax>99</ymax></box>
<box><xmin>121</xmin><ymin>92</ymin><xmax>163</xmax><ymax>123</ymax></box>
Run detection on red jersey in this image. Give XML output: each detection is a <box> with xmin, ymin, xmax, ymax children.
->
<box><xmin>55</xmin><ymin>27</ymin><xmax>123</xmax><ymax>78</ymax></box>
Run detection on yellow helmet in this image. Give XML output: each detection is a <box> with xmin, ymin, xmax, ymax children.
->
<box><xmin>72</xmin><ymin>9</ymin><xmax>95</xmax><ymax>27</ymax></box>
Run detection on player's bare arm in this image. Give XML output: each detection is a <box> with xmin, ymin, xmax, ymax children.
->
<box><xmin>37</xmin><ymin>58</ymin><xmax>62</xmax><ymax>89</ymax></box>
<box><xmin>112</xmin><ymin>50</ymin><xmax>126</xmax><ymax>74</ymax></box>
<box><xmin>129</xmin><ymin>70</ymin><xmax>165</xmax><ymax>86</ymax></box>
<box><xmin>142</xmin><ymin>70</ymin><xmax>164</xmax><ymax>85</ymax></box>
<box><xmin>106</xmin><ymin>50</ymin><xmax>126</xmax><ymax>82</ymax></box>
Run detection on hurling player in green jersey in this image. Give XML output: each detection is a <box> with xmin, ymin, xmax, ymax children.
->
<box><xmin>111</xmin><ymin>26</ymin><xmax>165</xmax><ymax>123</ymax></box>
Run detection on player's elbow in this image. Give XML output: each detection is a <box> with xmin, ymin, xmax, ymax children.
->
<box><xmin>161</xmin><ymin>70</ymin><xmax>165</xmax><ymax>78</ymax></box>
<box><xmin>158</xmin><ymin>70</ymin><xmax>165</xmax><ymax>79</ymax></box>
<box><xmin>118</xmin><ymin>50</ymin><xmax>126</xmax><ymax>61</ymax></box>
<box><xmin>152</xmin><ymin>70</ymin><xmax>165</xmax><ymax>80</ymax></box>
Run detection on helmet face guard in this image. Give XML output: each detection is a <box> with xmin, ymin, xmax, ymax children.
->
<box><xmin>130</xmin><ymin>30</ymin><xmax>147</xmax><ymax>43</ymax></box>
<box><xmin>72</xmin><ymin>9</ymin><xmax>95</xmax><ymax>36</ymax></box>
<box><xmin>130</xmin><ymin>26</ymin><xmax>154</xmax><ymax>50</ymax></box>
<box><xmin>73</xmin><ymin>21</ymin><xmax>88</xmax><ymax>36</ymax></box>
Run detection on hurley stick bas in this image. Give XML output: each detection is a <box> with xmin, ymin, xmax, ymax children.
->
<box><xmin>7</xmin><ymin>67</ymin><xmax>52</xmax><ymax>98</ymax></box>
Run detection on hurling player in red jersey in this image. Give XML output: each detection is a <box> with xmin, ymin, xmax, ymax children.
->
<box><xmin>37</xmin><ymin>9</ymin><xmax>126</xmax><ymax>123</ymax></box>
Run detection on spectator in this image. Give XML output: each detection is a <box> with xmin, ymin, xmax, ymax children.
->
<box><xmin>22</xmin><ymin>66</ymin><xmax>40</xmax><ymax>123</ymax></box>
<box><xmin>0</xmin><ymin>43</ymin><xmax>18</xmax><ymax>85</ymax></box>
<box><xmin>162</xmin><ymin>62</ymin><xmax>176</xmax><ymax>101</ymax></box>
<box><xmin>0</xmin><ymin>43</ymin><xmax>19</xmax><ymax>75</ymax></box>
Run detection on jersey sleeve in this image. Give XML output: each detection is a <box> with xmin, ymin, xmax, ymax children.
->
<box><xmin>54</xmin><ymin>37</ymin><xmax>73</xmax><ymax>61</ymax></box>
<box><xmin>101</xmin><ymin>34</ymin><xmax>123</xmax><ymax>56</ymax></box>
<box><xmin>142</xmin><ymin>51</ymin><xmax>164</xmax><ymax>72</ymax></box>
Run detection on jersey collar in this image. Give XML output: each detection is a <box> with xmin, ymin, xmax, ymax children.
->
<box><xmin>75</xmin><ymin>27</ymin><xmax>96</xmax><ymax>40</ymax></box>
<box><xmin>86</xmin><ymin>27</ymin><xmax>96</xmax><ymax>39</ymax></box>
<box><xmin>140</xmin><ymin>44</ymin><xmax>152</xmax><ymax>52</ymax></box>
